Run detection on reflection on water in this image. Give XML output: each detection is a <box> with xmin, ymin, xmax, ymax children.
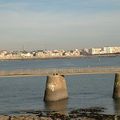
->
<box><xmin>113</xmin><ymin>99</ymin><xmax>120</xmax><ymax>115</ymax></box>
<box><xmin>44</xmin><ymin>99</ymin><xmax>68</xmax><ymax>114</ymax></box>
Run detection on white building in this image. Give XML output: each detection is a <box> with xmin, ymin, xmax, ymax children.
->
<box><xmin>103</xmin><ymin>47</ymin><xmax>112</xmax><ymax>54</ymax></box>
<box><xmin>89</xmin><ymin>46</ymin><xmax>120</xmax><ymax>55</ymax></box>
<box><xmin>89</xmin><ymin>48</ymin><xmax>102</xmax><ymax>55</ymax></box>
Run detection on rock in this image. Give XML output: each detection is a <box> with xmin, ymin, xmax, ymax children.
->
<box><xmin>10</xmin><ymin>115</ymin><xmax>52</xmax><ymax>120</ymax></box>
<box><xmin>11</xmin><ymin>115</ymin><xmax>36</xmax><ymax>120</ymax></box>
<box><xmin>0</xmin><ymin>115</ymin><xmax>10</xmax><ymax>120</ymax></box>
<box><xmin>37</xmin><ymin>117</ymin><xmax>52</xmax><ymax>120</ymax></box>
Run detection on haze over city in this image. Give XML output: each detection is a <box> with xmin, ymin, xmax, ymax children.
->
<box><xmin>0</xmin><ymin>0</ymin><xmax>120</xmax><ymax>50</ymax></box>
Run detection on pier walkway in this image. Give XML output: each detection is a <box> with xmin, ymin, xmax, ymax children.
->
<box><xmin>0</xmin><ymin>66</ymin><xmax>120</xmax><ymax>77</ymax></box>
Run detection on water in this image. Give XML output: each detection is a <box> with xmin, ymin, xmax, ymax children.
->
<box><xmin>0</xmin><ymin>56</ymin><xmax>120</xmax><ymax>115</ymax></box>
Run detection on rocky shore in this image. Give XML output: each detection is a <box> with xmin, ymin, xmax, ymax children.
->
<box><xmin>0</xmin><ymin>107</ymin><xmax>119</xmax><ymax>120</ymax></box>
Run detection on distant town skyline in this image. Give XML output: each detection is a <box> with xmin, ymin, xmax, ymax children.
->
<box><xmin>0</xmin><ymin>0</ymin><xmax>120</xmax><ymax>50</ymax></box>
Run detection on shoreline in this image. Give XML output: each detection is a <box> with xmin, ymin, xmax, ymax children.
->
<box><xmin>0</xmin><ymin>107</ymin><xmax>119</xmax><ymax>120</ymax></box>
<box><xmin>0</xmin><ymin>54</ymin><xmax>120</xmax><ymax>61</ymax></box>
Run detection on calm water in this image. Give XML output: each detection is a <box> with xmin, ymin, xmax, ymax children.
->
<box><xmin>0</xmin><ymin>56</ymin><xmax>120</xmax><ymax>115</ymax></box>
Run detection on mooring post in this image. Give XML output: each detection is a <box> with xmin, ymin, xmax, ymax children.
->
<box><xmin>44</xmin><ymin>74</ymin><xmax>68</xmax><ymax>101</ymax></box>
<box><xmin>113</xmin><ymin>73</ymin><xmax>120</xmax><ymax>99</ymax></box>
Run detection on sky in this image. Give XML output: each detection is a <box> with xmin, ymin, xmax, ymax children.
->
<box><xmin>0</xmin><ymin>0</ymin><xmax>120</xmax><ymax>50</ymax></box>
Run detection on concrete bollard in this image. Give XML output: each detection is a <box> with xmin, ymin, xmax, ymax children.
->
<box><xmin>44</xmin><ymin>74</ymin><xmax>68</xmax><ymax>101</ymax></box>
<box><xmin>113</xmin><ymin>73</ymin><xmax>120</xmax><ymax>99</ymax></box>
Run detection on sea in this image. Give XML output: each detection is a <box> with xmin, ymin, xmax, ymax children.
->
<box><xmin>0</xmin><ymin>56</ymin><xmax>120</xmax><ymax>115</ymax></box>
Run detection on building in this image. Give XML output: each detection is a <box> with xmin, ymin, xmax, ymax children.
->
<box><xmin>89</xmin><ymin>48</ymin><xmax>103</xmax><ymax>55</ymax></box>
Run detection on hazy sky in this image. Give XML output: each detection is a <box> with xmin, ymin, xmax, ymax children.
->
<box><xmin>0</xmin><ymin>0</ymin><xmax>120</xmax><ymax>50</ymax></box>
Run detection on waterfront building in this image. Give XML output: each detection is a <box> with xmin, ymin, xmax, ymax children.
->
<box><xmin>89</xmin><ymin>48</ymin><xmax>103</xmax><ymax>55</ymax></box>
<box><xmin>89</xmin><ymin>46</ymin><xmax>120</xmax><ymax>55</ymax></box>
